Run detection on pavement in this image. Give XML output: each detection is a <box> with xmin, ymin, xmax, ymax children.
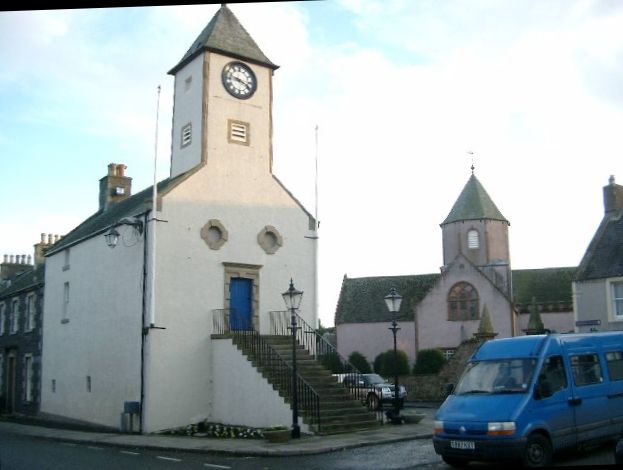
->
<box><xmin>0</xmin><ymin>405</ymin><xmax>437</xmax><ymax>457</ymax></box>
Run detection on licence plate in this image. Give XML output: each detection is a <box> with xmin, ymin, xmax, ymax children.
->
<box><xmin>450</xmin><ymin>440</ymin><xmax>475</xmax><ymax>450</ymax></box>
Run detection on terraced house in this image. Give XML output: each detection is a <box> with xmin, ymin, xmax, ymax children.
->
<box><xmin>0</xmin><ymin>234</ymin><xmax>56</xmax><ymax>416</ymax></box>
<box><xmin>335</xmin><ymin>170</ymin><xmax>577</xmax><ymax>367</ymax></box>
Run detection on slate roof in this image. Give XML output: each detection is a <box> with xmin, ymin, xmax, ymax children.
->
<box><xmin>334</xmin><ymin>274</ymin><xmax>441</xmax><ymax>325</ymax></box>
<box><xmin>575</xmin><ymin>209</ymin><xmax>623</xmax><ymax>281</ymax></box>
<box><xmin>512</xmin><ymin>267</ymin><xmax>577</xmax><ymax>313</ymax></box>
<box><xmin>335</xmin><ymin>267</ymin><xmax>576</xmax><ymax>324</ymax></box>
<box><xmin>0</xmin><ymin>264</ymin><xmax>44</xmax><ymax>299</ymax></box>
<box><xmin>168</xmin><ymin>4</ymin><xmax>277</xmax><ymax>75</ymax></box>
<box><xmin>441</xmin><ymin>174</ymin><xmax>508</xmax><ymax>225</ymax></box>
<box><xmin>46</xmin><ymin>174</ymin><xmax>187</xmax><ymax>257</ymax></box>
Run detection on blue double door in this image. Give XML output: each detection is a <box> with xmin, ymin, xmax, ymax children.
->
<box><xmin>229</xmin><ymin>278</ymin><xmax>253</xmax><ymax>330</ymax></box>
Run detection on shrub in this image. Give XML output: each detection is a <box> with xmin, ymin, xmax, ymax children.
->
<box><xmin>373</xmin><ymin>349</ymin><xmax>410</xmax><ymax>377</ymax></box>
<box><xmin>320</xmin><ymin>351</ymin><xmax>344</xmax><ymax>373</ymax></box>
<box><xmin>413</xmin><ymin>348</ymin><xmax>447</xmax><ymax>375</ymax></box>
<box><xmin>348</xmin><ymin>351</ymin><xmax>372</xmax><ymax>373</ymax></box>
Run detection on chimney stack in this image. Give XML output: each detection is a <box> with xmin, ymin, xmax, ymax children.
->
<box><xmin>99</xmin><ymin>163</ymin><xmax>132</xmax><ymax>212</ymax></box>
<box><xmin>34</xmin><ymin>232</ymin><xmax>59</xmax><ymax>267</ymax></box>
<box><xmin>604</xmin><ymin>175</ymin><xmax>623</xmax><ymax>214</ymax></box>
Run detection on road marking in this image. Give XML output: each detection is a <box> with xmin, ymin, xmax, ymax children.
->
<box><xmin>157</xmin><ymin>456</ymin><xmax>182</xmax><ymax>462</ymax></box>
<box><xmin>120</xmin><ymin>451</ymin><xmax>140</xmax><ymax>456</ymax></box>
<box><xmin>204</xmin><ymin>464</ymin><xmax>231</xmax><ymax>469</ymax></box>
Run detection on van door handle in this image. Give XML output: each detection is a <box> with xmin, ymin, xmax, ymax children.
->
<box><xmin>568</xmin><ymin>397</ymin><xmax>582</xmax><ymax>406</ymax></box>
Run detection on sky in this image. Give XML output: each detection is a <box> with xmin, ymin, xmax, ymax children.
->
<box><xmin>1</xmin><ymin>1</ymin><xmax>622</xmax><ymax>328</ymax></box>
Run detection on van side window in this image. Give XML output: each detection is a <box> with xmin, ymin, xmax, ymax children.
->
<box><xmin>539</xmin><ymin>355</ymin><xmax>567</xmax><ymax>395</ymax></box>
<box><xmin>571</xmin><ymin>354</ymin><xmax>603</xmax><ymax>386</ymax></box>
<box><xmin>606</xmin><ymin>351</ymin><xmax>623</xmax><ymax>381</ymax></box>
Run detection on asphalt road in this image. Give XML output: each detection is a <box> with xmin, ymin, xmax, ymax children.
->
<box><xmin>0</xmin><ymin>431</ymin><xmax>616</xmax><ymax>469</ymax></box>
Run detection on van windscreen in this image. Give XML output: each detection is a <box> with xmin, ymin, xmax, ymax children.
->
<box><xmin>455</xmin><ymin>358</ymin><xmax>537</xmax><ymax>394</ymax></box>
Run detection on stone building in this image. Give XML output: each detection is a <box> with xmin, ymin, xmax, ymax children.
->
<box><xmin>574</xmin><ymin>176</ymin><xmax>623</xmax><ymax>332</ymax></box>
<box><xmin>0</xmin><ymin>234</ymin><xmax>57</xmax><ymax>415</ymax></box>
<box><xmin>335</xmin><ymin>170</ymin><xmax>575</xmax><ymax>367</ymax></box>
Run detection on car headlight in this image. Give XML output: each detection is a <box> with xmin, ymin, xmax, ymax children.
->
<box><xmin>381</xmin><ymin>387</ymin><xmax>391</xmax><ymax>394</ymax></box>
<box><xmin>487</xmin><ymin>422</ymin><xmax>516</xmax><ymax>436</ymax></box>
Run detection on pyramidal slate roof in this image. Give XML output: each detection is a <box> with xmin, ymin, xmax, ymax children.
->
<box><xmin>168</xmin><ymin>4</ymin><xmax>277</xmax><ymax>75</ymax></box>
<box><xmin>442</xmin><ymin>174</ymin><xmax>508</xmax><ymax>225</ymax></box>
<box><xmin>575</xmin><ymin>209</ymin><xmax>623</xmax><ymax>281</ymax></box>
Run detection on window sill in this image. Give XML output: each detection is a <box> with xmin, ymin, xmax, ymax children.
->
<box><xmin>61</xmin><ymin>319</ymin><xmax>70</xmax><ymax>324</ymax></box>
<box><xmin>62</xmin><ymin>265</ymin><xmax>70</xmax><ymax>271</ymax></box>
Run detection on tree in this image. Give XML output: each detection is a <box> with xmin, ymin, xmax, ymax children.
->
<box><xmin>413</xmin><ymin>348</ymin><xmax>447</xmax><ymax>375</ymax></box>
<box><xmin>373</xmin><ymin>349</ymin><xmax>410</xmax><ymax>377</ymax></box>
<box><xmin>348</xmin><ymin>351</ymin><xmax>372</xmax><ymax>373</ymax></box>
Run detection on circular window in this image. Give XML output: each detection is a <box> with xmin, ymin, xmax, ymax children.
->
<box><xmin>200</xmin><ymin>219</ymin><xmax>228</xmax><ymax>250</ymax></box>
<box><xmin>258</xmin><ymin>225</ymin><xmax>282</xmax><ymax>254</ymax></box>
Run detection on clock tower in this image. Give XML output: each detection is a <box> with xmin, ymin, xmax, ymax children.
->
<box><xmin>167</xmin><ymin>4</ymin><xmax>279</xmax><ymax>179</ymax></box>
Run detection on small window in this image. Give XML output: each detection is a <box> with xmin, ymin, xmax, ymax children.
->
<box><xmin>257</xmin><ymin>225</ymin><xmax>283</xmax><ymax>254</ymax></box>
<box><xmin>611</xmin><ymin>281</ymin><xmax>623</xmax><ymax>319</ymax></box>
<box><xmin>52</xmin><ymin>379</ymin><xmax>56</xmax><ymax>393</ymax></box>
<box><xmin>467</xmin><ymin>229</ymin><xmax>479</xmax><ymax>249</ymax></box>
<box><xmin>62</xmin><ymin>282</ymin><xmax>70</xmax><ymax>324</ymax></box>
<box><xmin>0</xmin><ymin>303</ymin><xmax>5</xmax><ymax>335</ymax></box>
<box><xmin>443</xmin><ymin>349</ymin><xmax>456</xmax><ymax>360</ymax></box>
<box><xmin>228</xmin><ymin>119</ymin><xmax>250</xmax><ymax>145</ymax></box>
<box><xmin>63</xmin><ymin>248</ymin><xmax>70</xmax><ymax>271</ymax></box>
<box><xmin>10</xmin><ymin>298</ymin><xmax>19</xmax><ymax>334</ymax></box>
<box><xmin>181</xmin><ymin>123</ymin><xmax>192</xmax><ymax>148</ymax></box>
<box><xmin>184</xmin><ymin>76</ymin><xmax>192</xmax><ymax>91</ymax></box>
<box><xmin>25</xmin><ymin>294</ymin><xmax>35</xmax><ymax>331</ymax></box>
<box><xmin>24</xmin><ymin>355</ymin><xmax>34</xmax><ymax>402</ymax></box>
<box><xmin>86</xmin><ymin>375</ymin><xmax>92</xmax><ymax>393</ymax></box>
<box><xmin>571</xmin><ymin>354</ymin><xmax>603</xmax><ymax>386</ymax></box>
<box><xmin>606</xmin><ymin>351</ymin><xmax>623</xmax><ymax>381</ymax></box>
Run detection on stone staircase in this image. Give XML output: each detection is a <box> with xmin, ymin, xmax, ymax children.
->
<box><xmin>232</xmin><ymin>334</ymin><xmax>381</xmax><ymax>435</ymax></box>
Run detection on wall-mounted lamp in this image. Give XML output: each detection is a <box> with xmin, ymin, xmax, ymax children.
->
<box><xmin>104</xmin><ymin>218</ymin><xmax>144</xmax><ymax>249</ymax></box>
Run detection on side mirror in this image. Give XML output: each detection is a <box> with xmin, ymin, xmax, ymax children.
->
<box><xmin>446</xmin><ymin>383</ymin><xmax>455</xmax><ymax>395</ymax></box>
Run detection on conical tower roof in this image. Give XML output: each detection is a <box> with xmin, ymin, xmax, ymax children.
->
<box><xmin>442</xmin><ymin>173</ymin><xmax>508</xmax><ymax>225</ymax></box>
<box><xmin>168</xmin><ymin>4</ymin><xmax>278</xmax><ymax>75</ymax></box>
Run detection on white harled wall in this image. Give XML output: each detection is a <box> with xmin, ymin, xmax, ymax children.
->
<box><xmin>40</xmin><ymin>226</ymin><xmax>144</xmax><ymax>429</ymax></box>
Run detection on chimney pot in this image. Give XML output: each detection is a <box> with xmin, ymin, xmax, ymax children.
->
<box><xmin>27</xmin><ymin>254</ymin><xmax>32</xmax><ymax>265</ymax></box>
<box><xmin>3</xmin><ymin>254</ymin><xmax>7</xmax><ymax>263</ymax></box>
<box><xmin>610</xmin><ymin>175</ymin><xmax>616</xmax><ymax>185</ymax></box>
<box><xmin>41</xmin><ymin>233</ymin><xmax>46</xmax><ymax>243</ymax></box>
<box><xmin>48</xmin><ymin>234</ymin><xmax>53</xmax><ymax>244</ymax></box>
<box><xmin>9</xmin><ymin>255</ymin><xmax>14</xmax><ymax>264</ymax></box>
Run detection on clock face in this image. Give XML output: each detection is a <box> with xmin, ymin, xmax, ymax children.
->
<box><xmin>221</xmin><ymin>62</ymin><xmax>257</xmax><ymax>99</ymax></box>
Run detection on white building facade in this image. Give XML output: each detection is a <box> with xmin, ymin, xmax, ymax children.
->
<box><xmin>41</xmin><ymin>5</ymin><xmax>317</xmax><ymax>433</ymax></box>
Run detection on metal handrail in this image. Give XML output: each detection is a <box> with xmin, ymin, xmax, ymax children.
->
<box><xmin>269</xmin><ymin>311</ymin><xmax>384</xmax><ymax>421</ymax></box>
<box><xmin>212</xmin><ymin>309</ymin><xmax>322</xmax><ymax>431</ymax></box>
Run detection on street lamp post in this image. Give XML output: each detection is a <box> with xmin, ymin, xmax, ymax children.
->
<box><xmin>384</xmin><ymin>287</ymin><xmax>403</xmax><ymax>423</ymax></box>
<box><xmin>282</xmin><ymin>279</ymin><xmax>303</xmax><ymax>439</ymax></box>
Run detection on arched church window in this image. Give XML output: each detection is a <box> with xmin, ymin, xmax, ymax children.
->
<box><xmin>467</xmin><ymin>229</ymin><xmax>479</xmax><ymax>249</ymax></box>
<box><xmin>448</xmin><ymin>282</ymin><xmax>479</xmax><ymax>321</ymax></box>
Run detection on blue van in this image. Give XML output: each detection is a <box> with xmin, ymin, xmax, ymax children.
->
<box><xmin>433</xmin><ymin>332</ymin><xmax>623</xmax><ymax>467</ymax></box>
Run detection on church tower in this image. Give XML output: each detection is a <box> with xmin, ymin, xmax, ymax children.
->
<box><xmin>167</xmin><ymin>4</ymin><xmax>278</xmax><ymax>179</ymax></box>
<box><xmin>441</xmin><ymin>170</ymin><xmax>511</xmax><ymax>296</ymax></box>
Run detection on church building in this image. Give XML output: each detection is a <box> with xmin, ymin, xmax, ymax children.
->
<box><xmin>40</xmin><ymin>5</ymin><xmax>318</xmax><ymax>433</ymax></box>
<box><xmin>335</xmin><ymin>169</ymin><xmax>576</xmax><ymax>366</ymax></box>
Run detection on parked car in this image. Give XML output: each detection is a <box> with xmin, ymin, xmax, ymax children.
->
<box><xmin>341</xmin><ymin>373</ymin><xmax>407</xmax><ymax>410</ymax></box>
<box><xmin>433</xmin><ymin>332</ymin><xmax>623</xmax><ymax>468</ymax></box>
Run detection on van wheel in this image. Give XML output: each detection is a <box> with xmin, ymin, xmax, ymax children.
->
<box><xmin>442</xmin><ymin>456</ymin><xmax>469</xmax><ymax>467</ymax></box>
<box><xmin>523</xmin><ymin>433</ymin><xmax>552</xmax><ymax>467</ymax></box>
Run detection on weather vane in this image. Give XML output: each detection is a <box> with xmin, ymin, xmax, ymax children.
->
<box><xmin>467</xmin><ymin>151</ymin><xmax>475</xmax><ymax>174</ymax></box>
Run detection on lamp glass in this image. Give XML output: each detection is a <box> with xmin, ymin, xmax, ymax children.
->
<box><xmin>282</xmin><ymin>279</ymin><xmax>303</xmax><ymax>310</ymax></box>
<box><xmin>104</xmin><ymin>227</ymin><xmax>120</xmax><ymax>249</ymax></box>
<box><xmin>384</xmin><ymin>288</ymin><xmax>402</xmax><ymax>313</ymax></box>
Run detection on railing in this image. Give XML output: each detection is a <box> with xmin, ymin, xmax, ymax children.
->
<box><xmin>212</xmin><ymin>309</ymin><xmax>322</xmax><ymax>431</ymax></box>
<box><xmin>269</xmin><ymin>310</ymin><xmax>385</xmax><ymax>422</ymax></box>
